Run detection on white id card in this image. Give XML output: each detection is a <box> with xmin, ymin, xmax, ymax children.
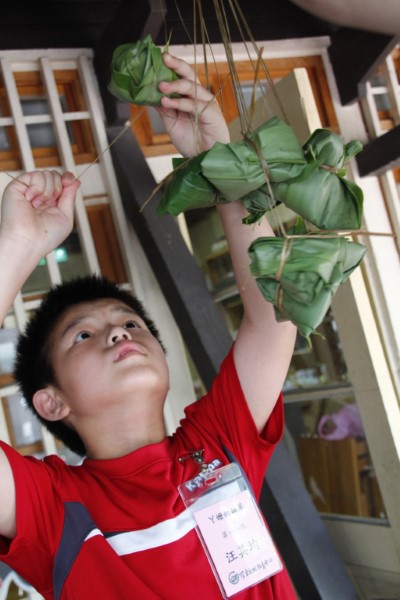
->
<box><xmin>179</xmin><ymin>463</ymin><xmax>282</xmax><ymax>598</ymax></box>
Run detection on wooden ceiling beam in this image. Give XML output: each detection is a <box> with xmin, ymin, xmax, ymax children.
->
<box><xmin>357</xmin><ymin>125</ymin><xmax>400</xmax><ymax>176</ymax></box>
<box><xmin>328</xmin><ymin>28</ymin><xmax>399</xmax><ymax>105</ymax></box>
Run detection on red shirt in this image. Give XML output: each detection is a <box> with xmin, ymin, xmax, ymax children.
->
<box><xmin>0</xmin><ymin>347</ymin><xmax>296</xmax><ymax>599</ymax></box>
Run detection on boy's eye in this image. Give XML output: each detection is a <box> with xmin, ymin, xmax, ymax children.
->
<box><xmin>123</xmin><ymin>320</ymin><xmax>141</xmax><ymax>330</ymax></box>
<box><xmin>74</xmin><ymin>331</ymin><xmax>92</xmax><ymax>344</ymax></box>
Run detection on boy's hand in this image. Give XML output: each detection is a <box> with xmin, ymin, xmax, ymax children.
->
<box><xmin>156</xmin><ymin>53</ymin><xmax>230</xmax><ymax>157</ymax></box>
<box><xmin>0</xmin><ymin>170</ymin><xmax>80</xmax><ymax>262</ymax></box>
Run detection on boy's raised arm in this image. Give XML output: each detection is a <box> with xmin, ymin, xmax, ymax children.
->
<box><xmin>217</xmin><ymin>202</ymin><xmax>297</xmax><ymax>432</ymax></box>
<box><xmin>158</xmin><ymin>54</ymin><xmax>297</xmax><ymax>432</ymax></box>
<box><xmin>0</xmin><ymin>170</ymin><xmax>79</xmax><ymax>540</ymax></box>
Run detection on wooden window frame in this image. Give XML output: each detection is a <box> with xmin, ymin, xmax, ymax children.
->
<box><xmin>0</xmin><ymin>69</ymin><xmax>97</xmax><ymax>170</ymax></box>
<box><xmin>130</xmin><ymin>54</ymin><xmax>338</xmax><ymax>156</ymax></box>
<box><xmin>365</xmin><ymin>47</ymin><xmax>400</xmax><ymax>181</ymax></box>
<box><xmin>86</xmin><ymin>201</ymin><xmax>128</xmax><ymax>284</ymax></box>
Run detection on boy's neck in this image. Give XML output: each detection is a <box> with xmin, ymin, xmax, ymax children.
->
<box><xmin>84</xmin><ymin>421</ymin><xmax>167</xmax><ymax>460</ymax></box>
<box><xmin>73</xmin><ymin>408</ymin><xmax>167</xmax><ymax>460</ymax></box>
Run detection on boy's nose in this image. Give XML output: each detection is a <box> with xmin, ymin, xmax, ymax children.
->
<box><xmin>107</xmin><ymin>326</ymin><xmax>132</xmax><ymax>345</ymax></box>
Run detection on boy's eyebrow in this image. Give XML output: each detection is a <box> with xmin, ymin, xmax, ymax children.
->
<box><xmin>60</xmin><ymin>314</ymin><xmax>92</xmax><ymax>339</ymax></box>
<box><xmin>110</xmin><ymin>305</ymin><xmax>138</xmax><ymax>316</ymax></box>
<box><xmin>60</xmin><ymin>305</ymin><xmax>139</xmax><ymax>339</ymax></box>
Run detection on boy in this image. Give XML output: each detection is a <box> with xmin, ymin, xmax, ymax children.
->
<box><xmin>0</xmin><ymin>54</ymin><xmax>297</xmax><ymax>598</ymax></box>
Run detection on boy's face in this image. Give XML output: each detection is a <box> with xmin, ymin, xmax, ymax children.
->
<box><xmin>46</xmin><ymin>298</ymin><xmax>169</xmax><ymax>421</ymax></box>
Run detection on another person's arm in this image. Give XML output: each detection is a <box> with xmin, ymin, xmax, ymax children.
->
<box><xmin>290</xmin><ymin>0</ymin><xmax>400</xmax><ymax>35</ymax></box>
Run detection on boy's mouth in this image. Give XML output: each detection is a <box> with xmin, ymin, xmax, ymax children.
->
<box><xmin>113</xmin><ymin>341</ymin><xmax>145</xmax><ymax>362</ymax></box>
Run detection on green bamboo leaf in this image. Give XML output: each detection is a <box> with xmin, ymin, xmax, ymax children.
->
<box><xmin>157</xmin><ymin>153</ymin><xmax>222</xmax><ymax>216</ymax></box>
<box><xmin>157</xmin><ymin>115</ymin><xmax>364</xmax><ymax>233</ymax></box>
<box><xmin>241</xmin><ymin>127</ymin><xmax>364</xmax><ymax>230</ymax></box>
<box><xmin>248</xmin><ymin>233</ymin><xmax>366</xmax><ymax>337</ymax></box>
<box><xmin>200</xmin><ymin>117</ymin><xmax>306</xmax><ymax>201</ymax></box>
<box><xmin>108</xmin><ymin>34</ymin><xmax>180</xmax><ymax>106</ymax></box>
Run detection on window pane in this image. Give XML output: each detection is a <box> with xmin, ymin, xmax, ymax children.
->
<box><xmin>148</xmin><ymin>107</ymin><xmax>167</xmax><ymax>135</ymax></box>
<box><xmin>0</xmin><ymin>126</ymin><xmax>11</xmax><ymax>151</ymax></box>
<box><xmin>21</xmin><ymin>230</ymin><xmax>89</xmax><ymax>295</ymax></box>
<box><xmin>21</xmin><ymin>97</ymin><xmax>63</xmax><ymax>149</ymax></box>
<box><xmin>4</xmin><ymin>393</ymin><xmax>43</xmax><ymax>447</ymax></box>
<box><xmin>22</xmin><ymin>259</ymin><xmax>52</xmax><ymax>295</ymax></box>
<box><xmin>373</xmin><ymin>93</ymin><xmax>391</xmax><ymax>112</ymax></box>
<box><xmin>239</xmin><ymin>81</ymin><xmax>268</xmax><ymax>108</ymax></box>
<box><xmin>27</xmin><ymin>122</ymin><xmax>58</xmax><ymax>148</ymax></box>
<box><xmin>21</xmin><ymin>97</ymin><xmax>50</xmax><ymax>117</ymax></box>
<box><xmin>22</xmin><ymin>97</ymin><xmax>73</xmax><ymax>150</ymax></box>
<box><xmin>57</xmin><ymin>230</ymin><xmax>90</xmax><ymax>282</ymax></box>
<box><xmin>285</xmin><ymin>397</ymin><xmax>387</xmax><ymax>519</ymax></box>
<box><xmin>370</xmin><ymin>73</ymin><xmax>385</xmax><ymax>87</ymax></box>
<box><xmin>285</xmin><ymin>310</ymin><xmax>349</xmax><ymax>390</ymax></box>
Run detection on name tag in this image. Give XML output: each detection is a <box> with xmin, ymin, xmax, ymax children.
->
<box><xmin>179</xmin><ymin>463</ymin><xmax>282</xmax><ymax>598</ymax></box>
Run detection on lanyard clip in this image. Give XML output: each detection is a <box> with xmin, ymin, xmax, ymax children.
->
<box><xmin>178</xmin><ymin>449</ymin><xmax>208</xmax><ymax>472</ymax></box>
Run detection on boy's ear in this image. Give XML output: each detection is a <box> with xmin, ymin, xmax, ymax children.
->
<box><xmin>33</xmin><ymin>387</ymin><xmax>70</xmax><ymax>422</ymax></box>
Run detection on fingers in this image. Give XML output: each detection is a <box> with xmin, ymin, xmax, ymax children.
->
<box><xmin>23</xmin><ymin>170</ymin><xmax>79</xmax><ymax>209</ymax></box>
<box><xmin>61</xmin><ymin>171</ymin><xmax>78</xmax><ymax>187</ymax></box>
<box><xmin>159</xmin><ymin>81</ymin><xmax>217</xmax><ymax>122</ymax></box>
<box><xmin>160</xmin><ymin>53</ymin><xmax>215</xmax><ymax>106</ymax></box>
<box><xmin>160</xmin><ymin>76</ymin><xmax>214</xmax><ymax>104</ymax></box>
<box><xmin>25</xmin><ymin>171</ymin><xmax>61</xmax><ymax>208</ymax></box>
<box><xmin>57</xmin><ymin>175</ymin><xmax>80</xmax><ymax>222</ymax></box>
<box><xmin>162</xmin><ymin>52</ymin><xmax>199</xmax><ymax>84</ymax></box>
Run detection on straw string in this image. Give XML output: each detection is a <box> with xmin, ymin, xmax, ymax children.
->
<box><xmin>273</xmin><ymin>237</ymin><xmax>294</xmax><ymax>315</ymax></box>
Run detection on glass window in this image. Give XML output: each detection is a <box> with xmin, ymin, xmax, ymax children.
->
<box><xmin>0</xmin><ymin>126</ymin><xmax>11</xmax><ymax>151</ymax></box>
<box><xmin>373</xmin><ymin>93</ymin><xmax>391</xmax><ymax>113</ymax></box>
<box><xmin>21</xmin><ymin>230</ymin><xmax>89</xmax><ymax>296</ymax></box>
<box><xmin>57</xmin><ymin>230</ymin><xmax>90</xmax><ymax>283</ymax></box>
<box><xmin>285</xmin><ymin>310</ymin><xmax>349</xmax><ymax>391</ymax></box>
<box><xmin>370</xmin><ymin>73</ymin><xmax>386</xmax><ymax>87</ymax></box>
<box><xmin>239</xmin><ymin>81</ymin><xmax>268</xmax><ymax>107</ymax></box>
<box><xmin>1</xmin><ymin>392</ymin><xmax>44</xmax><ymax>457</ymax></box>
<box><xmin>0</xmin><ymin>70</ymin><xmax>96</xmax><ymax>170</ymax></box>
<box><xmin>4</xmin><ymin>393</ymin><xmax>42</xmax><ymax>447</ymax></box>
<box><xmin>284</xmin><ymin>397</ymin><xmax>387</xmax><ymax>519</ymax></box>
<box><xmin>148</xmin><ymin>106</ymin><xmax>167</xmax><ymax>135</ymax></box>
<box><xmin>21</xmin><ymin>260</ymin><xmax>52</xmax><ymax>296</ymax></box>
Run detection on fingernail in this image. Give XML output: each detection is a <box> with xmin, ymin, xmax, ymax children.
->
<box><xmin>63</xmin><ymin>172</ymin><xmax>76</xmax><ymax>182</ymax></box>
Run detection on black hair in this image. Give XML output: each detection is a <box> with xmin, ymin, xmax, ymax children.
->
<box><xmin>14</xmin><ymin>275</ymin><xmax>164</xmax><ymax>457</ymax></box>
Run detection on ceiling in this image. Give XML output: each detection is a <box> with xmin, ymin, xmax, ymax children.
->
<box><xmin>0</xmin><ymin>0</ymin><xmax>397</xmax><ymax>174</ymax></box>
<box><xmin>0</xmin><ymin>0</ymin><xmax>335</xmax><ymax>52</ymax></box>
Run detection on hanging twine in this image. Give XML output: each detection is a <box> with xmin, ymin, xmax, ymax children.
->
<box><xmin>273</xmin><ymin>237</ymin><xmax>294</xmax><ymax>315</ymax></box>
<box><xmin>319</xmin><ymin>164</ymin><xmax>344</xmax><ymax>174</ymax></box>
<box><xmin>243</xmin><ymin>135</ymin><xmax>288</xmax><ymax>239</ymax></box>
